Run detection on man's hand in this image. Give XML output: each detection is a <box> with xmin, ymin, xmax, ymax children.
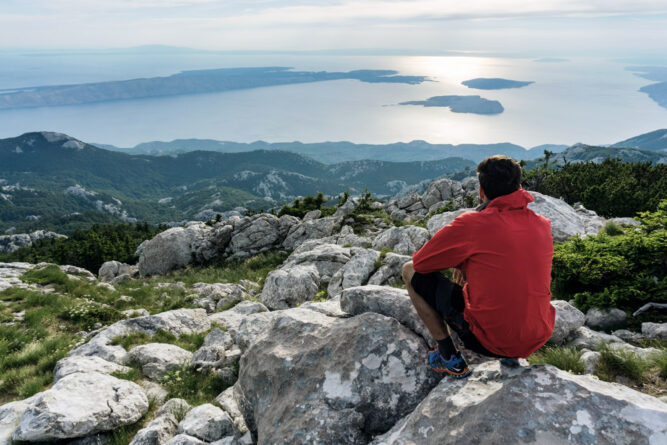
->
<box><xmin>452</xmin><ymin>268</ymin><xmax>466</xmax><ymax>287</ymax></box>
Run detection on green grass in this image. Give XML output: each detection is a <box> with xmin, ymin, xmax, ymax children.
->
<box><xmin>374</xmin><ymin>247</ymin><xmax>394</xmax><ymax>269</ymax></box>
<box><xmin>528</xmin><ymin>346</ymin><xmax>585</xmax><ymax>374</ymax></box>
<box><xmin>162</xmin><ymin>364</ymin><xmax>231</xmax><ymax>406</ymax></box>
<box><xmin>110</xmin><ymin>329</ymin><xmax>208</xmax><ymax>353</ymax></box>
<box><xmin>111</xmin><ymin>364</ymin><xmax>144</xmax><ymax>383</ymax></box>
<box><xmin>596</xmin><ymin>345</ymin><xmax>652</xmax><ymax>382</ymax></box>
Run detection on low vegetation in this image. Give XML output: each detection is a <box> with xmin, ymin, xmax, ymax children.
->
<box><xmin>162</xmin><ymin>364</ymin><xmax>231</xmax><ymax>406</ymax></box>
<box><xmin>110</xmin><ymin>329</ymin><xmax>208</xmax><ymax>352</ymax></box>
<box><xmin>527</xmin><ymin>346</ymin><xmax>585</xmax><ymax>374</ymax></box>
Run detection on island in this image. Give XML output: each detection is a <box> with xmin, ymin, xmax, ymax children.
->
<box><xmin>461</xmin><ymin>78</ymin><xmax>534</xmax><ymax>90</ymax></box>
<box><xmin>0</xmin><ymin>67</ymin><xmax>429</xmax><ymax>110</ymax></box>
<box><xmin>400</xmin><ymin>95</ymin><xmax>504</xmax><ymax>115</ymax></box>
<box><xmin>627</xmin><ymin>66</ymin><xmax>667</xmax><ymax>110</ymax></box>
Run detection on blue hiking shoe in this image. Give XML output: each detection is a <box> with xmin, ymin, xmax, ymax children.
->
<box><xmin>427</xmin><ymin>347</ymin><xmax>471</xmax><ymax>378</ymax></box>
<box><xmin>499</xmin><ymin>358</ymin><xmax>520</xmax><ymax>367</ymax></box>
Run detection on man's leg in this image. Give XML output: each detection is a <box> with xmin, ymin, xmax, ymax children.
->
<box><xmin>401</xmin><ymin>261</ymin><xmax>450</xmax><ymax>340</ymax></box>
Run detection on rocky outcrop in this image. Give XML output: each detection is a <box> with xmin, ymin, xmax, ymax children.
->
<box><xmin>98</xmin><ymin>260</ymin><xmax>138</xmax><ymax>283</ymax></box>
<box><xmin>282</xmin><ymin>217</ymin><xmax>341</xmax><ymax>250</ymax></box>
<box><xmin>191</xmin><ymin>282</ymin><xmax>249</xmax><ymax>313</ymax></box>
<box><xmin>373</xmin><ymin>361</ymin><xmax>667</xmax><ymax>444</ymax></box>
<box><xmin>371</xmin><ymin>226</ymin><xmax>429</xmax><ymax>256</ymax></box>
<box><xmin>130</xmin><ymin>399</ymin><xmax>189</xmax><ymax>445</ymax></box>
<box><xmin>642</xmin><ymin>322</ymin><xmax>667</xmax><ymax>340</ymax></box>
<box><xmin>527</xmin><ymin>192</ymin><xmax>605</xmax><ymax>242</ymax></box>
<box><xmin>585</xmin><ymin>307</ymin><xmax>627</xmax><ymax>331</ymax></box>
<box><xmin>0</xmin><ymin>230</ymin><xmax>66</xmax><ymax>254</ymax></box>
<box><xmin>282</xmin><ymin>243</ymin><xmax>352</xmax><ymax>282</ymax></box>
<box><xmin>235</xmin><ymin>309</ymin><xmax>440</xmax><ymax>444</ymax></box>
<box><xmin>367</xmin><ymin>253</ymin><xmax>411</xmax><ymax>286</ymax></box>
<box><xmin>12</xmin><ymin>373</ymin><xmax>148</xmax><ymax>441</ymax></box>
<box><xmin>327</xmin><ymin>248</ymin><xmax>379</xmax><ymax>297</ymax></box>
<box><xmin>227</xmin><ymin>214</ymin><xmax>296</xmax><ymax>259</ymax></box>
<box><xmin>549</xmin><ymin>300</ymin><xmax>586</xmax><ymax>345</ymax></box>
<box><xmin>260</xmin><ymin>264</ymin><xmax>320</xmax><ymax>310</ymax></box>
<box><xmin>177</xmin><ymin>404</ymin><xmax>234</xmax><ymax>442</ymax></box>
<box><xmin>53</xmin><ymin>356</ymin><xmax>131</xmax><ymax>382</ymax></box>
<box><xmin>383</xmin><ymin>178</ymin><xmax>469</xmax><ymax>221</ymax></box>
<box><xmin>127</xmin><ymin>343</ymin><xmax>193</xmax><ymax>380</ymax></box>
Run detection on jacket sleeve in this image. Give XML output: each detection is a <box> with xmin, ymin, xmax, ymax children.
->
<box><xmin>412</xmin><ymin>213</ymin><xmax>474</xmax><ymax>273</ymax></box>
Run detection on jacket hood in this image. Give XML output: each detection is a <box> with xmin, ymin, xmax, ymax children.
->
<box><xmin>485</xmin><ymin>188</ymin><xmax>534</xmax><ymax>211</ymax></box>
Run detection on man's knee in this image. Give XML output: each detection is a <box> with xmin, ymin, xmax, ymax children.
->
<box><xmin>401</xmin><ymin>261</ymin><xmax>414</xmax><ymax>285</ymax></box>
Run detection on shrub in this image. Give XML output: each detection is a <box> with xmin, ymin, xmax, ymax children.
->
<box><xmin>277</xmin><ymin>192</ymin><xmax>335</xmax><ymax>218</ymax></box>
<box><xmin>162</xmin><ymin>364</ymin><xmax>230</xmax><ymax>406</ymax></box>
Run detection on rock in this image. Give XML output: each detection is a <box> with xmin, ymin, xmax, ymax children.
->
<box><xmin>138</xmin><ymin>224</ymin><xmax>223</xmax><ymax>276</ymax></box>
<box><xmin>0</xmin><ymin>230</ymin><xmax>66</xmax><ymax>254</ymax></box>
<box><xmin>215</xmin><ymin>387</ymin><xmax>249</xmax><ymax>434</ymax></box>
<box><xmin>53</xmin><ymin>355</ymin><xmax>131</xmax><ymax>382</ymax></box>
<box><xmin>461</xmin><ymin>176</ymin><xmax>479</xmax><ymax>193</ymax></box>
<box><xmin>282</xmin><ymin>217</ymin><xmax>341</xmax><ymax>250</ymax></box>
<box><xmin>642</xmin><ymin>322</ymin><xmax>667</xmax><ymax>340</ymax></box>
<box><xmin>567</xmin><ymin>326</ymin><xmax>624</xmax><ymax>350</ymax></box>
<box><xmin>127</xmin><ymin>343</ymin><xmax>193</xmax><ymax>380</ymax></box>
<box><xmin>0</xmin><ymin>396</ymin><xmax>38</xmax><ymax>445</ymax></box>
<box><xmin>585</xmin><ymin>307</ymin><xmax>627</xmax><ymax>331</ymax></box>
<box><xmin>303</xmin><ymin>210</ymin><xmax>321</xmax><ymax>221</ymax></box>
<box><xmin>235</xmin><ymin>309</ymin><xmax>440</xmax><ymax>444</ymax></box>
<box><xmin>123</xmin><ymin>308</ymin><xmax>150</xmax><ymax>318</ymax></box>
<box><xmin>333</xmin><ymin>225</ymin><xmax>372</xmax><ymax>248</ymax></box>
<box><xmin>129</xmin><ymin>411</ymin><xmax>178</xmax><ymax>445</ymax></box>
<box><xmin>327</xmin><ymin>248</ymin><xmax>380</xmax><ymax>297</ymax></box>
<box><xmin>283</xmin><ymin>243</ymin><xmax>352</xmax><ymax>281</ymax></box>
<box><xmin>164</xmin><ymin>434</ymin><xmax>207</xmax><ymax>445</ymax></box>
<box><xmin>372</xmin><ymin>226</ymin><xmax>429</xmax><ymax>255</ymax></box>
<box><xmin>396</xmin><ymin>192</ymin><xmax>421</xmax><ymax>210</ymax></box>
<box><xmin>139</xmin><ymin>380</ymin><xmax>169</xmax><ymax>405</ymax></box>
<box><xmin>426</xmin><ymin>209</ymin><xmax>471</xmax><ymax>236</ymax></box>
<box><xmin>58</xmin><ymin>264</ymin><xmax>96</xmax><ymax>279</ymax></box>
<box><xmin>191</xmin><ymin>283</ymin><xmax>248</xmax><ymax>313</ymax></box>
<box><xmin>300</xmin><ymin>299</ymin><xmax>349</xmax><ymax>318</ymax></box>
<box><xmin>367</xmin><ymin>253</ymin><xmax>411</xmax><ymax>286</ymax></box>
<box><xmin>260</xmin><ymin>264</ymin><xmax>320</xmax><ymax>310</ymax></box>
<box><xmin>13</xmin><ymin>373</ymin><xmax>148</xmax><ymax>441</ymax></box>
<box><xmin>208</xmin><ymin>301</ymin><xmax>269</xmax><ymax>337</ymax></box>
<box><xmin>420</xmin><ymin>178</ymin><xmax>464</xmax><ymax>208</ymax></box>
<box><xmin>333</xmin><ymin>198</ymin><xmax>357</xmax><ymax>218</ymax></box>
<box><xmin>340</xmin><ymin>285</ymin><xmax>432</xmax><ymax>345</ymax></box>
<box><xmin>178</xmin><ymin>404</ymin><xmax>234</xmax><ymax>442</ymax></box>
<box><xmin>99</xmin><ymin>261</ymin><xmax>138</xmax><ymax>282</ymax></box>
<box><xmin>373</xmin><ymin>361</ymin><xmax>667</xmax><ymax>444</ymax></box>
<box><xmin>548</xmin><ymin>300</ymin><xmax>586</xmax><ymax>345</ymax></box>
<box><xmin>528</xmin><ymin>192</ymin><xmax>605</xmax><ymax>241</ymax></box>
<box><xmin>227</xmin><ymin>214</ymin><xmax>285</xmax><ymax>258</ymax></box>
<box><xmin>581</xmin><ymin>350</ymin><xmax>602</xmax><ymax>374</ymax></box>
<box><xmin>69</xmin><ymin>309</ymin><xmax>210</xmax><ymax>365</ymax></box>
<box><xmin>612</xmin><ymin>329</ymin><xmax>645</xmax><ymax>343</ymax></box>
<box><xmin>0</xmin><ymin>262</ymin><xmax>35</xmax><ymax>292</ymax></box>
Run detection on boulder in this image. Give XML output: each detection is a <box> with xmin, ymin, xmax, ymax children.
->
<box><xmin>215</xmin><ymin>387</ymin><xmax>249</xmax><ymax>434</ymax></box>
<box><xmin>226</xmin><ymin>214</ymin><xmax>287</xmax><ymax>259</ymax></box>
<box><xmin>461</xmin><ymin>176</ymin><xmax>479</xmax><ymax>193</ymax></box>
<box><xmin>420</xmin><ymin>178</ymin><xmax>464</xmax><ymax>208</ymax></box>
<box><xmin>282</xmin><ymin>217</ymin><xmax>341</xmax><ymax>250</ymax></box>
<box><xmin>548</xmin><ymin>300</ymin><xmax>586</xmax><ymax>345</ymax></box>
<box><xmin>13</xmin><ymin>373</ymin><xmax>148</xmax><ymax>441</ymax></box>
<box><xmin>191</xmin><ymin>283</ymin><xmax>248</xmax><ymax>313</ymax></box>
<box><xmin>527</xmin><ymin>192</ymin><xmax>605</xmax><ymax>241</ymax></box>
<box><xmin>127</xmin><ymin>343</ymin><xmax>193</xmax><ymax>380</ymax></box>
<box><xmin>367</xmin><ymin>253</ymin><xmax>411</xmax><ymax>286</ymax></box>
<box><xmin>642</xmin><ymin>322</ymin><xmax>667</xmax><ymax>340</ymax></box>
<box><xmin>373</xmin><ymin>361</ymin><xmax>667</xmax><ymax>444</ymax></box>
<box><xmin>567</xmin><ymin>326</ymin><xmax>624</xmax><ymax>350</ymax></box>
<box><xmin>260</xmin><ymin>264</ymin><xmax>320</xmax><ymax>310</ymax></box>
<box><xmin>283</xmin><ymin>243</ymin><xmax>352</xmax><ymax>281</ymax></box>
<box><xmin>0</xmin><ymin>396</ymin><xmax>38</xmax><ymax>445</ymax></box>
<box><xmin>372</xmin><ymin>226</ymin><xmax>429</xmax><ymax>256</ymax></box>
<box><xmin>98</xmin><ymin>261</ymin><xmax>138</xmax><ymax>283</ymax></box>
<box><xmin>234</xmin><ymin>309</ymin><xmax>440</xmax><ymax>444</ymax></box>
<box><xmin>340</xmin><ymin>285</ymin><xmax>432</xmax><ymax>345</ymax></box>
<box><xmin>327</xmin><ymin>248</ymin><xmax>380</xmax><ymax>297</ymax></box>
<box><xmin>0</xmin><ymin>262</ymin><xmax>35</xmax><ymax>292</ymax></box>
<box><xmin>426</xmin><ymin>209</ymin><xmax>471</xmax><ymax>236</ymax></box>
<box><xmin>164</xmin><ymin>434</ymin><xmax>207</xmax><ymax>445</ymax></box>
<box><xmin>129</xmin><ymin>411</ymin><xmax>178</xmax><ymax>445</ymax></box>
<box><xmin>585</xmin><ymin>307</ymin><xmax>627</xmax><ymax>331</ymax></box>
<box><xmin>53</xmin><ymin>355</ymin><xmax>131</xmax><ymax>382</ymax></box>
<box><xmin>190</xmin><ymin>329</ymin><xmax>235</xmax><ymax>371</ymax></box>
<box><xmin>612</xmin><ymin>329</ymin><xmax>644</xmax><ymax>344</ymax></box>
<box><xmin>396</xmin><ymin>192</ymin><xmax>421</xmax><ymax>210</ymax></box>
<box><xmin>178</xmin><ymin>404</ymin><xmax>234</xmax><ymax>442</ymax></box>
<box><xmin>581</xmin><ymin>350</ymin><xmax>602</xmax><ymax>374</ymax></box>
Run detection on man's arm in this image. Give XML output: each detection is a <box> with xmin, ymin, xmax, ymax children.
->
<box><xmin>412</xmin><ymin>213</ymin><xmax>474</xmax><ymax>274</ymax></box>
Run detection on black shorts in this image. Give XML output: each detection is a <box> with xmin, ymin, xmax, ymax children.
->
<box><xmin>410</xmin><ymin>271</ymin><xmax>508</xmax><ymax>359</ymax></box>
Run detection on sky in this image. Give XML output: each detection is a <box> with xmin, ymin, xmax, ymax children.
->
<box><xmin>1</xmin><ymin>1</ymin><xmax>667</xmax><ymax>57</ymax></box>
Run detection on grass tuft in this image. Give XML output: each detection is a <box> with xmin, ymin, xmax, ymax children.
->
<box><xmin>528</xmin><ymin>346</ymin><xmax>585</xmax><ymax>374</ymax></box>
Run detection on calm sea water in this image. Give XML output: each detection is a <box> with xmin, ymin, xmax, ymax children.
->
<box><xmin>0</xmin><ymin>52</ymin><xmax>664</xmax><ymax>148</ymax></box>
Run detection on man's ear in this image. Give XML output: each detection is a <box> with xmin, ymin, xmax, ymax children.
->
<box><xmin>479</xmin><ymin>185</ymin><xmax>487</xmax><ymax>202</ymax></box>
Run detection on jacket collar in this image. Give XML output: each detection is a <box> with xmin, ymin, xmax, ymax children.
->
<box><xmin>481</xmin><ymin>188</ymin><xmax>534</xmax><ymax>212</ymax></box>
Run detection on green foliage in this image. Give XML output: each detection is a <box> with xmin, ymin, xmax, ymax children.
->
<box><xmin>596</xmin><ymin>345</ymin><xmax>652</xmax><ymax>383</ymax></box>
<box><xmin>277</xmin><ymin>192</ymin><xmax>335</xmax><ymax>218</ymax></box>
<box><xmin>0</xmin><ymin>222</ymin><xmax>164</xmax><ymax>273</ymax></box>
<box><xmin>110</xmin><ymin>329</ymin><xmax>207</xmax><ymax>352</ymax></box>
<box><xmin>374</xmin><ymin>248</ymin><xmax>394</xmax><ymax>269</ymax></box>
<box><xmin>111</xmin><ymin>365</ymin><xmax>144</xmax><ymax>383</ymax></box>
<box><xmin>528</xmin><ymin>346</ymin><xmax>585</xmax><ymax>374</ymax></box>
<box><xmin>162</xmin><ymin>364</ymin><xmax>231</xmax><ymax>406</ymax></box>
<box><xmin>552</xmin><ymin>201</ymin><xmax>666</xmax><ymax>312</ymax></box>
<box><xmin>523</xmin><ymin>158</ymin><xmax>667</xmax><ymax>218</ymax></box>
<box><xmin>464</xmin><ymin>193</ymin><xmax>478</xmax><ymax>208</ymax></box>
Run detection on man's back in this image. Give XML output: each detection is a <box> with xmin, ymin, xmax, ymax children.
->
<box><xmin>412</xmin><ymin>188</ymin><xmax>555</xmax><ymax>358</ymax></box>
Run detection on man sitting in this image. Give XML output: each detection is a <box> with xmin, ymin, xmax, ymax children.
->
<box><xmin>401</xmin><ymin>155</ymin><xmax>555</xmax><ymax>378</ymax></box>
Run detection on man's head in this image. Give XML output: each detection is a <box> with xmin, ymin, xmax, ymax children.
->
<box><xmin>476</xmin><ymin>155</ymin><xmax>522</xmax><ymax>201</ymax></box>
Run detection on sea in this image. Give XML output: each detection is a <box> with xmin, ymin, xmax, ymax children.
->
<box><xmin>0</xmin><ymin>50</ymin><xmax>665</xmax><ymax>149</ymax></box>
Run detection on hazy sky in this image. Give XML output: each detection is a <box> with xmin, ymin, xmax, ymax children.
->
<box><xmin>2</xmin><ymin>1</ymin><xmax>667</xmax><ymax>56</ymax></box>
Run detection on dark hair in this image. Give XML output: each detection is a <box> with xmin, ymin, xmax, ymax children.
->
<box><xmin>476</xmin><ymin>155</ymin><xmax>522</xmax><ymax>200</ymax></box>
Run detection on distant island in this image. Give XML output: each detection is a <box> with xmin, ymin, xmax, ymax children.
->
<box><xmin>0</xmin><ymin>67</ymin><xmax>429</xmax><ymax>110</ymax></box>
<box><xmin>462</xmin><ymin>78</ymin><xmax>534</xmax><ymax>90</ymax></box>
<box><xmin>627</xmin><ymin>66</ymin><xmax>667</xmax><ymax>110</ymax></box>
<box><xmin>400</xmin><ymin>95</ymin><xmax>504</xmax><ymax>115</ymax></box>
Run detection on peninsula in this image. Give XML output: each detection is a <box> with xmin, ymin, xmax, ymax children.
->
<box><xmin>400</xmin><ymin>95</ymin><xmax>504</xmax><ymax>114</ymax></box>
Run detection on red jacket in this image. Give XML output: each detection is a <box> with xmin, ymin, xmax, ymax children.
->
<box><xmin>412</xmin><ymin>189</ymin><xmax>555</xmax><ymax>358</ymax></box>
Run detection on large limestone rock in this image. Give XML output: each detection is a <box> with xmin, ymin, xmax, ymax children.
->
<box><xmin>420</xmin><ymin>178</ymin><xmax>464</xmax><ymax>208</ymax></box>
<box><xmin>282</xmin><ymin>217</ymin><xmax>341</xmax><ymax>250</ymax></box>
<box><xmin>208</xmin><ymin>301</ymin><xmax>269</xmax><ymax>340</ymax></box>
<box><xmin>53</xmin><ymin>355</ymin><xmax>131</xmax><ymax>382</ymax></box>
<box><xmin>216</xmin><ymin>387</ymin><xmax>249</xmax><ymax>434</ymax></box>
<box><xmin>0</xmin><ymin>262</ymin><xmax>35</xmax><ymax>292</ymax></box>
<box><xmin>367</xmin><ymin>253</ymin><xmax>411</xmax><ymax>286</ymax></box>
<box><xmin>0</xmin><ymin>396</ymin><xmax>38</xmax><ymax>445</ymax></box>
<box><xmin>234</xmin><ymin>309</ymin><xmax>440</xmax><ymax>444</ymax></box>
<box><xmin>98</xmin><ymin>260</ymin><xmax>138</xmax><ymax>283</ymax></box>
<box><xmin>549</xmin><ymin>300</ymin><xmax>586</xmax><ymax>345</ymax></box>
<box><xmin>642</xmin><ymin>322</ymin><xmax>667</xmax><ymax>340</ymax></box>
<box><xmin>127</xmin><ymin>343</ymin><xmax>193</xmax><ymax>380</ymax></box>
<box><xmin>178</xmin><ymin>404</ymin><xmax>234</xmax><ymax>442</ymax></box>
<box><xmin>69</xmin><ymin>309</ymin><xmax>210</xmax><ymax>364</ymax></box>
<box><xmin>327</xmin><ymin>248</ymin><xmax>380</xmax><ymax>297</ymax></box>
<box><xmin>426</xmin><ymin>209</ymin><xmax>471</xmax><ymax>236</ymax></box>
<box><xmin>340</xmin><ymin>285</ymin><xmax>432</xmax><ymax>345</ymax></box>
<box><xmin>0</xmin><ymin>230</ymin><xmax>66</xmax><ymax>254</ymax></box>
<box><xmin>226</xmin><ymin>214</ymin><xmax>294</xmax><ymax>259</ymax></box>
<box><xmin>13</xmin><ymin>373</ymin><xmax>149</xmax><ymax>441</ymax></box>
<box><xmin>138</xmin><ymin>223</ymin><xmax>227</xmax><ymax>276</ymax></box>
<box><xmin>528</xmin><ymin>192</ymin><xmax>605</xmax><ymax>242</ymax></box>
<box><xmin>373</xmin><ymin>361</ymin><xmax>667</xmax><ymax>444</ymax></box>
<box><xmin>585</xmin><ymin>307</ymin><xmax>627</xmax><ymax>331</ymax></box>
<box><xmin>282</xmin><ymin>243</ymin><xmax>352</xmax><ymax>281</ymax></box>
<box><xmin>260</xmin><ymin>264</ymin><xmax>320</xmax><ymax>310</ymax></box>
<box><xmin>372</xmin><ymin>226</ymin><xmax>429</xmax><ymax>256</ymax></box>
<box><xmin>191</xmin><ymin>282</ymin><xmax>248</xmax><ymax>313</ymax></box>
<box><xmin>567</xmin><ymin>326</ymin><xmax>624</xmax><ymax>350</ymax></box>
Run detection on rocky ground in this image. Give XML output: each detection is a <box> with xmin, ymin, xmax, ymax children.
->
<box><xmin>1</xmin><ymin>177</ymin><xmax>666</xmax><ymax>445</ymax></box>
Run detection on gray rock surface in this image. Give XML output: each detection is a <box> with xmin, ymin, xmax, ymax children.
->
<box><xmin>98</xmin><ymin>260</ymin><xmax>138</xmax><ymax>283</ymax></box>
<box><xmin>129</xmin><ymin>411</ymin><xmax>178</xmax><ymax>445</ymax></box>
<box><xmin>235</xmin><ymin>309</ymin><xmax>440</xmax><ymax>444</ymax></box>
<box><xmin>0</xmin><ymin>230</ymin><xmax>66</xmax><ymax>254</ymax></box>
<box><xmin>327</xmin><ymin>248</ymin><xmax>380</xmax><ymax>297</ymax></box>
<box><xmin>260</xmin><ymin>264</ymin><xmax>320</xmax><ymax>310</ymax></box>
<box><xmin>208</xmin><ymin>301</ymin><xmax>269</xmax><ymax>337</ymax></box>
<box><xmin>371</xmin><ymin>226</ymin><xmax>429</xmax><ymax>255</ymax></box>
<box><xmin>282</xmin><ymin>243</ymin><xmax>352</xmax><ymax>281</ymax></box>
<box><xmin>528</xmin><ymin>192</ymin><xmax>605</xmax><ymax>241</ymax></box>
<box><xmin>13</xmin><ymin>373</ymin><xmax>148</xmax><ymax>441</ymax></box>
<box><xmin>373</xmin><ymin>361</ymin><xmax>667</xmax><ymax>444</ymax></box>
<box><xmin>283</xmin><ymin>217</ymin><xmax>341</xmax><ymax>250</ymax></box>
<box><xmin>426</xmin><ymin>209</ymin><xmax>471</xmax><ymax>236</ymax></box>
<box><xmin>642</xmin><ymin>322</ymin><xmax>667</xmax><ymax>340</ymax></box>
<box><xmin>581</xmin><ymin>350</ymin><xmax>602</xmax><ymax>375</ymax></box>
<box><xmin>0</xmin><ymin>262</ymin><xmax>35</xmax><ymax>292</ymax></box>
<box><xmin>53</xmin><ymin>355</ymin><xmax>131</xmax><ymax>382</ymax></box>
<box><xmin>191</xmin><ymin>282</ymin><xmax>248</xmax><ymax>313</ymax></box>
<box><xmin>567</xmin><ymin>326</ymin><xmax>624</xmax><ymax>349</ymax></box>
<box><xmin>178</xmin><ymin>404</ymin><xmax>234</xmax><ymax>442</ymax></box>
<box><xmin>585</xmin><ymin>307</ymin><xmax>627</xmax><ymax>331</ymax></box>
<box><xmin>549</xmin><ymin>300</ymin><xmax>586</xmax><ymax>345</ymax></box>
<box><xmin>0</xmin><ymin>396</ymin><xmax>38</xmax><ymax>445</ymax></box>
<box><xmin>216</xmin><ymin>387</ymin><xmax>249</xmax><ymax>434</ymax></box>
<box><xmin>367</xmin><ymin>253</ymin><xmax>411</xmax><ymax>286</ymax></box>
<box><xmin>127</xmin><ymin>343</ymin><xmax>193</xmax><ymax>380</ymax></box>
<box><xmin>164</xmin><ymin>434</ymin><xmax>207</xmax><ymax>445</ymax></box>
<box><xmin>227</xmin><ymin>214</ymin><xmax>290</xmax><ymax>259</ymax></box>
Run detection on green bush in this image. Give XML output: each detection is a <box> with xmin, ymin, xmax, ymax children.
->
<box><xmin>277</xmin><ymin>191</ymin><xmax>338</xmax><ymax>218</ymax></box>
<box><xmin>551</xmin><ymin>200</ymin><xmax>666</xmax><ymax>312</ymax></box>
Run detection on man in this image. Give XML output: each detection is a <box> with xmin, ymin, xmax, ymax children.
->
<box><xmin>401</xmin><ymin>155</ymin><xmax>555</xmax><ymax>378</ymax></box>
